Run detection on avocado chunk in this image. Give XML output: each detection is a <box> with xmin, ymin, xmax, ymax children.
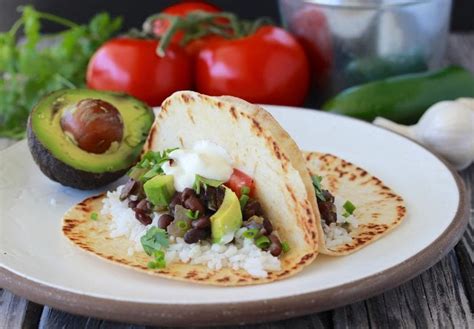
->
<box><xmin>27</xmin><ymin>89</ymin><xmax>154</xmax><ymax>189</ymax></box>
<box><xmin>210</xmin><ymin>187</ymin><xmax>243</xmax><ymax>244</ymax></box>
<box><xmin>144</xmin><ymin>175</ymin><xmax>175</xmax><ymax>208</ymax></box>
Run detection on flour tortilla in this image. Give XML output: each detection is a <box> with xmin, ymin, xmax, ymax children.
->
<box><xmin>304</xmin><ymin>152</ymin><xmax>407</xmax><ymax>255</ymax></box>
<box><xmin>63</xmin><ymin>91</ymin><xmax>319</xmax><ymax>285</ymax></box>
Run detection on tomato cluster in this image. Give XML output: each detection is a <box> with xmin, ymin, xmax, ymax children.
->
<box><xmin>86</xmin><ymin>2</ymin><xmax>310</xmax><ymax>107</ymax></box>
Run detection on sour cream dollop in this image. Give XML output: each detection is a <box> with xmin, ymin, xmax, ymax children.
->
<box><xmin>162</xmin><ymin>141</ymin><xmax>233</xmax><ymax>192</ymax></box>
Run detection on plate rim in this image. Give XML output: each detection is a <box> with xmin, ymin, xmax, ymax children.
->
<box><xmin>0</xmin><ymin>107</ymin><xmax>470</xmax><ymax>327</ymax></box>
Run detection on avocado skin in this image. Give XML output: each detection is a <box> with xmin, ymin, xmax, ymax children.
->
<box><xmin>27</xmin><ymin>117</ymin><xmax>127</xmax><ymax>190</ymax></box>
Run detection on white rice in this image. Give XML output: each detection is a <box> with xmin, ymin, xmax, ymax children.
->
<box><xmin>102</xmin><ymin>185</ymin><xmax>281</xmax><ymax>277</ymax></box>
<box><xmin>323</xmin><ymin>196</ymin><xmax>359</xmax><ymax>249</ymax></box>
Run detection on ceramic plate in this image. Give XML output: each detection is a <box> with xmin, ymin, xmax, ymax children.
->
<box><xmin>0</xmin><ymin>106</ymin><xmax>468</xmax><ymax>327</ymax></box>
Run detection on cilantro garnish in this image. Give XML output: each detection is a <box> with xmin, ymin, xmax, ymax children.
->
<box><xmin>281</xmin><ymin>241</ymin><xmax>290</xmax><ymax>253</ymax></box>
<box><xmin>311</xmin><ymin>175</ymin><xmax>326</xmax><ymax>201</ymax></box>
<box><xmin>147</xmin><ymin>250</ymin><xmax>166</xmax><ymax>269</ymax></box>
<box><xmin>140</xmin><ymin>227</ymin><xmax>169</xmax><ymax>257</ymax></box>
<box><xmin>193</xmin><ymin>175</ymin><xmax>223</xmax><ymax>194</ymax></box>
<box><xmin>129</xmin><ymin>148</ymin><xmax>178</xmax><ymax>182</ymax></box>
<box><xmin>90</xmin><ymin>212</ymin><xmax>98</xmax><ymax>221</ymax></box>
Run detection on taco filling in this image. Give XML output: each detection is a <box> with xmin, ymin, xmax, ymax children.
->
<box><xmin>311</xmin><ymin>175</ymin><xmax>358</xmax><ymax>249</ymax></box>
<box><xmin>102</xmin><ymin>141</ymin><xmax>288</xmax><ymax>277</ymax></box>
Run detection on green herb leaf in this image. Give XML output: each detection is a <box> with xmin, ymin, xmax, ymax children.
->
<box><xmin>242</xmin><ymin>228</ymin><xmax>259</xmax><ymax>239</ymax></box>
<box><xmin>193</xmin><ymin>174</ymin><xmax>223</xmax><ymax>194</ymax></box>
<box><xmin>90</xmin><ymin>212</ymin><xmax>98</xmax><ymax>221</ymax></box>
<box><xmin>140</xmin><ymin>227</ymin><xmax>169</xmax><ymax>256</ymax></box>
<box><xmin>176</xmin><ymin>220</ymin><xmax>189</xmax><ymax>231</ymax></box>
<box><xmin>147</xmin><ymin>250</ymin><xmax>166</xmax><ymax>269</ymax></box>
<box><xmin>311</xmin><ymin>175</ymin><xmax>326</xmax><ymax>201</ymax></box>
<box><xmin>132</xmin><ymin>148</ymin><xmax>178</xmax><ymax>181</ymax></box>
<box><xmin>281</xmin><ymin>241</ymin><xmax>290</xmax><ymax>253</ymax></box>
<box><xmin>342</xmin><ymin>200</ymin><xmax>356</xmax><ymax>216</ymax></box>
<box><xmin>185</xmin><ymin>209</ymin><xmax>200</xmax><ymax>220</ymax></box>
<box><xmin>239</xmin><ymin>194</ymin><xmax>249</xmax><ymax>210</ymax></box>
<box><xmin>255</xmin><ymin>236</ymin><xmax>271</xmax><ymax>249</ymax></box>
<box><xmin>240</xmin><ymin>185</ymin><xmax>250</xmax><ymax>196</ymax></box>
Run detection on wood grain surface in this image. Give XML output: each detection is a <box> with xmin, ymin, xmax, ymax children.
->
<box><xmin>1</xmin><ymin>33</ymin><xmax>473</xmax><ymax>329</ymax></box>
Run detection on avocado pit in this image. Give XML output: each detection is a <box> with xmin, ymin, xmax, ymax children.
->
<box><xmin>60</xmin><ymin>99</ymin><xmax>124</xmax><ymax>154</ymax></box>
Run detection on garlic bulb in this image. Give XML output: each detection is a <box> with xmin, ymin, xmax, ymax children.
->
<box><xmin>373</xmin><ymin>99</ymin><xmax>474</xmax><ymax>170</ymax></box>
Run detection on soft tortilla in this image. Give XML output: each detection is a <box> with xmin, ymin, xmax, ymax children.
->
<box><xmin>304</xmin><ymin>152</ymin><xmax>407</xmax><ymax>255</ymax></box>
<box><xmin>63</xmin><ymin>91</ymin><xmax>319</xmax><ymax>285</ymax></box>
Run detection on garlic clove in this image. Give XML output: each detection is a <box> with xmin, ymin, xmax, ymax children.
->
<box><xmin>415</xmin><ymin>101</ymin><xmax>474</xmax><ymax>170</ymax></box>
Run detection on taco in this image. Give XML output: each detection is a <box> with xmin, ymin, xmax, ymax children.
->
<box><xmin>62</xmin><ymin>91</ymin><xmax>318</xmax><ymax>285</ymax></box>
<box><xmin>304</xmin><ymin>152</ymin><xmax>407</xmax><ymax>255</ymax></box>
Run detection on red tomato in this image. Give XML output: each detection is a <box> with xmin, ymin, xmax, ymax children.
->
<box><xmin>289</xmin><ymin>6</ymin><xmax>332</xmax><ymax>88</ymax></box>
<box><xmin>226</xmin><ymin>169</ymin><xmax>255</xmax><ymax>198</ymax></box>
<box><xmin>153</xmin><ymin>1</ymin><xmax>221</xmax><ymax>44</ymax></box>
<box><xmin>195</xmin><ymin>26</ymin><xmax>310</xmax><ymax>106</ymax></box>
<box><xmin>86</xmin><ymin>38</ymin><xmax>192</xmax><ymax>106</ymax></box>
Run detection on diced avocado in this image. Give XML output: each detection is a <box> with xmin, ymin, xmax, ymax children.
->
<box><xmin>144</xmin><ymin>175</ymin><xmax>175</xmax><ymax>207</ymax></box>
<box><xmin>27</xmin><ymin>89</ymin><xmax>154</xmax><ymax>189</ymax></box>
<box><xmin>210</xmin><ymin>187</ymin><xmax>243</xmax><ymax>244</ymax></box>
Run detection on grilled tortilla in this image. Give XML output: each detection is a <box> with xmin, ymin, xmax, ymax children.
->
<box><xmin>304</xmin><ymin>152</ymin><xmax>407</xmax><ymax>255</ymax></box>
<box><xmin>62</xmin><ymin>91</ymin><xmax>319</xmax><ymax>285</ymax></box>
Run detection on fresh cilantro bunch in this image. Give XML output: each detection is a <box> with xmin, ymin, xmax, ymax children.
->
<box><xmin>0</xmin><ymin>6</ymin><xmax>122</xmax><ymax>139</ymax></box>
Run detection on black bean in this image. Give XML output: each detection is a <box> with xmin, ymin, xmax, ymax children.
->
<box><xmin>192</xmin><ymin>216</ymin><xmax>211</xmax><ymax>229</ymax></box>
<box><xmin>169</xmin><ymin>192</ymin><xmax>182</xmax><ymax>214</ymax></box>
<box><xmin>263</xmin><ymin>218</ymin><xmax>273</xmax><ymax>234</ymax></box>
<box><xmin>184</xmin><ymin>196</ymin><xmax>205</xmax><ymax>214</ymax></box>
<box><xmin>120</xmin><ymin>179</ymin><xmax>137</xmax><ymax>201</ymax></box>
<box><xmin>317</xmin><ymin>197</ymin><xmax>337</xmax><ymax>225</ymax></box>
<box><xmin>158</xmin><ymin>214</ymin><xmax>173</xmax><ymax>229</ymax></box>
<box><xmin>128</xmin><ymin>199</ymin><xmax>138</xmax><ymax>209</ymax></box>
<box><xmin>181</xmin><ymin>188</ymin><xmax>196</xmax><ymax>202</ymax></box>
<box><xmin>322</xmin><ymin>190</ymin><xmax>335</xmax><ymax>203</ymax></box>
<box><xmin>136</xmin><ymin>199</ymin><xmax>152</xmax><ymax>212</ymax></box>
<box><xmin>268</xmin><ymin>234</ymin><xmax>282</xmax><ymax>256</ymax></box>
<box><xmin>184</xmin><ymin>228</ymin><xmax>209</xmax><ymax>244</ymax></box>
<box><xmin>135</xmin><ymin>209</ymin><xmax>152</xmax><ymax>225</ymax></box>
<box><xmin>203</xmin><ymin>186</ymin><xmax>225</xmax><ymax>211</ymax></box>
<box><xmin>243</xmin><ymin>199</ymin><xmax>263</xmax><ymax>220</ymax></box>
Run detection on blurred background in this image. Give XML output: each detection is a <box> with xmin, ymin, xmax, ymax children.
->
<box><xmin>0</xmin><ymin>0</ymin><xmax>473</xmax><ymax>32</ymax></box>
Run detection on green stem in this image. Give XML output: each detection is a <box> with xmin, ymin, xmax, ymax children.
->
<box><xmin>8</xmin><ymin>18</ymin><xmax>24</xmax><ymax>37</ymax></box>
<box><xmin>37</xmin><ymin>12</ymin><xmax>78</xmax><ymax>28</ymax></box>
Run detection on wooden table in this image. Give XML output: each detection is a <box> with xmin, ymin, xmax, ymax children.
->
<box><xmin>1</xmin><ymin>33</ymin><xmax>473</xmax><ymax>329</ymax></box>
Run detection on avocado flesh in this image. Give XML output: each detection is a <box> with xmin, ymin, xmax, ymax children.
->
<box><xmin>210</xmin><ymin>187</ymin><xmax>243</xmax><ymax>244</ymax></box>
<box><xmin>144</xmin><ymin>175</ymin><xmax>175</xmax><ymax>207</ymax></box>
<box><xmin>27</xmin><ymin>89</ymin><xmax>154</xmax><ymax>189</ymax></box>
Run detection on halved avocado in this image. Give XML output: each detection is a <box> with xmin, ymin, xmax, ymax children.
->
<box><xmin>27</xmin><ymin>89</ymin><xmax>154</xmax><ymax>189</ymax></box>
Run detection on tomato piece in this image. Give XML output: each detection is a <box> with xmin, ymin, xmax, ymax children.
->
<box><xmin>226</xmin><ymin>169</ymin><xmax>255</xmax><ymax>198</ymax></box>
<box><xmin>153</xmin><ymin>1</ymin><xmax>221</xmax><ymax>44</ymax></box>
<box><xmin>86</xmin><ymin>37</ymin><xmax>192</xmax><ymax>107</ymax></box>
<box><xmin>195</xmin><ymin>26</ymin><xmax>310</xmax><ymax>106</ymax></box>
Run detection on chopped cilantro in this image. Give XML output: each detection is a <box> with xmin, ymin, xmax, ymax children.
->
<box><xmin>129</xmin><ymin>148</ymin><xmax>178</xmax><ymax>182</ymax></box>
<box><xmin>281</xmin><ymin>241</ymin><xmax>290</xmax><ymax>253</ymax></box>
<box><xmin>240</xmin><ymin>185</ymin><xmax>250</xmax><ymax>196</ymax></box>
<box><xmin>311</xmin><ymin>175</ymin><xmax>326</xmax><ymax>201</ymax></box>
<box><xmin>90</xmin><ymin>212</ymin><xmax>98</xmax><ymax>221</ymax></box>
<box><xmin>147</xmin><ymin>250</ymin><xmax>166</xmax><ymax>269</ymax></box>
<box><xmin>140</xmin><ymin>227</ymin><xmax>169</xmax><ymax>256</ymax></box>
<box><xmin>193</xmin><ymin>175</ymin><xmax>223</xmax><ymax>194</ymax></box>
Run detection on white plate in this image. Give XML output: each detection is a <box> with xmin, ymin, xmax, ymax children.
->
<box><xmin>0</xmin><ymin>106</ymin><xmax>468</xmax><ymax>326</ymax></box>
